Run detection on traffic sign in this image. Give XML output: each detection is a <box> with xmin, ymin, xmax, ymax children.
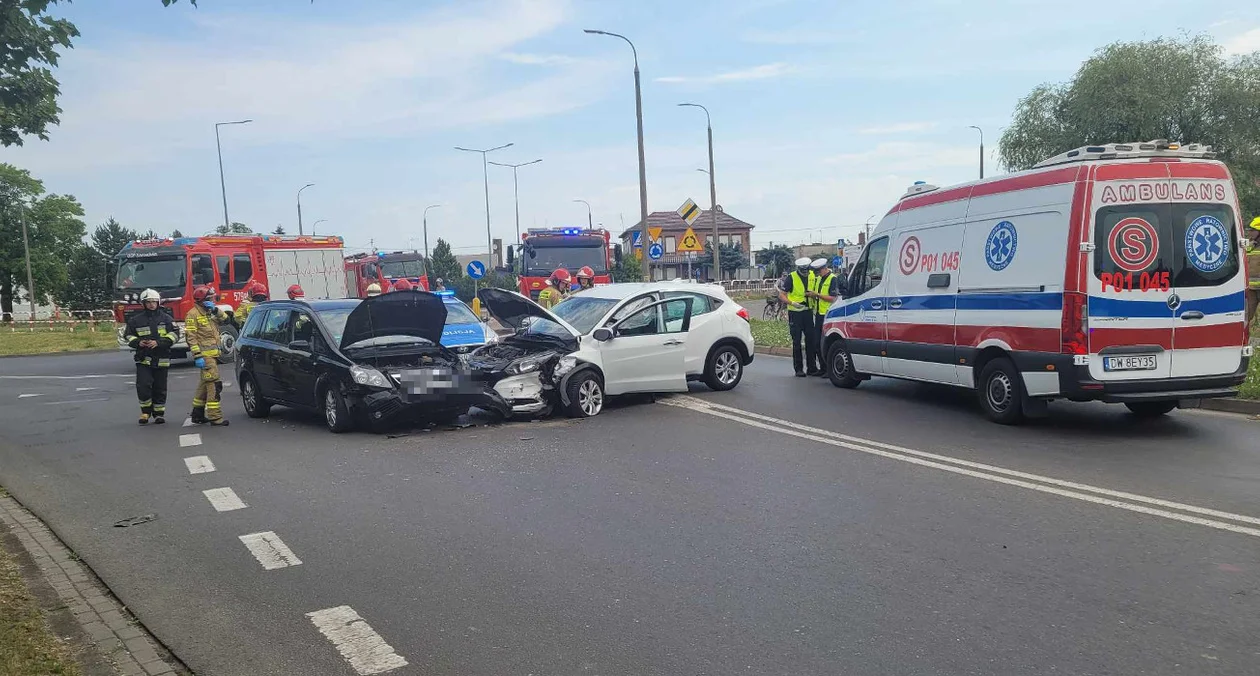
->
<box><xmin>466</xmin><ymin>260</ymin><xmax>486</xmax><ymax>279</ymax></box>
<box><xmin>832</xmin><ymin>255</ymin><xmax>843</xmax><ymax>268</ymax></box>
<box><xmin>677</xmin><ymin>227</ymin><xmax>705</xmax><ymax>253</ymax></box>
<box><xmin>648</xmin><ymin>226</ymin><xmax>663</xmax><ymax>242</ymax></box>
<box><xmin>648</xmin><ymin>242</ymin><xmax>664</xmax><ymax>260</ymax></box>
<box><xmin>677</xmin><ymin>198</ymin><xmax>700</xmax><ymax>225</ymax></box>
<box><xmin>631</xmin><ymin>231</ymin><xmax>643</xmax><ymax>248</ymax></box>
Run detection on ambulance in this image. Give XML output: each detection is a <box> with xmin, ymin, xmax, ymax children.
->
<box><xmin>822</xmin><ymin>141</ymin><xmax>1253</xmax><ymax>424</ymax></box>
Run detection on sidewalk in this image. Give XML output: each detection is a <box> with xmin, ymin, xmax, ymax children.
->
<box><xmin>0</xmin><ymin>491</ymin><xmax>184</xmax><ymax>676</ymax></box>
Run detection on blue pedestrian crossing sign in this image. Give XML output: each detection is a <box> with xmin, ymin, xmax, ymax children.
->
<box><xmin>631</xmin><ymin>231</ymin><xmax>644</xmax><ymax>248</ymax></box>
<box><xmin>648</xmin><ymin>242</ymin><xmax>664</xmax><ymax>260</ymax></box>
<box><xmin>466</xmin><ymin>260</ymin><xmax>486</xmax><ymax>279</ymax></box>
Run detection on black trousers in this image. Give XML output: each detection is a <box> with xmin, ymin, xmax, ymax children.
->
<box><xmin>814</xmin><ymin>313</ymin><xmax>827</xmax><ymax>368</ymax></box>
<box><xmin>136</xmin><ymin>364</ymin><xmax>169</xmax><ymax>416</ymax></box>
<box><xmin>788</xmin><ymin>310</ymin><xmax>818</xmax><ymax>374</ymax></box>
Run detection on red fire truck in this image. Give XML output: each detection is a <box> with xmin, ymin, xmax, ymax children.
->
<box><xmin>507</xmin><ymin>227</ymin><xmax>618</xmax><ymax>299</ymax></box>
<box><xmin>344</xmin><ymin>251</ymin><xmax>430</xmax><ymax>298</ymax></box>
<box><xmin>112</xmin><ymin>234</ymin><xmax>347</xmax><ymax>361</ymax></box>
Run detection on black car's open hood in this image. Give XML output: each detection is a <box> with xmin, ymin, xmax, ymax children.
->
<box><xmin>339</xmin><ymin>290</ymin><xmax>448</xmax><ymax>349</ymax></box>
<box><xmin>477</xmin><ymin>288</ymin><xmax>580</xmax><ymax>338</ymax></box>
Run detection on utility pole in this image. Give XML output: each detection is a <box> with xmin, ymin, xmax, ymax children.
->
<box><xmin>456</xmin><ymin>143</ymin><xmax>514</xmax><ymax>265</ymax></box>
<box><xmin>422</xmin><ymin>204</ymin><xmax>441</xmax><ymax>263</ymax></box>
<box><xmin>297</xmin><ymin>183</ymin><xmax>314</xmax><ymax>236</ymax></box>
<box><xmin>969</xmin><ymin>125</ymin><xmax>985</xmax><ymax>179</ymax></box>
<box><xmin>489</xmin><ymin>159</ymin><xmax>542</xmax><ymax>246</ymax></box>
<box><xmin>20</xmin><ymin>207</ymin><xmax>36</xmax><ymax>320</ymax></box>
<box><xmin>214</xmin><ymin>119</ymin><xmax>252</xmax><ymax>231</ymax></box>
<box><xmin>679</xmin><ymin>103</ymin><xmax>718</xmax><ymax>281</ymax></box>
<box><xmin>573</xmin><ymin>199</ymin><xmax>593</xmax><ymax>228</ymax></box>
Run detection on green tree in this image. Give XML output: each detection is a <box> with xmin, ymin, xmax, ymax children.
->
<box><xmin>59</xmin><ymin>243</ymin><xmax>111</xmax><ymax>310</ymax></box>
<box><xmin>756</xmin><ymin>244</ymin><xmax>794</xmax><ymax>278</ymax></box>
<box><xmin>428</xmin><ymin>238</ymin><xmax>462</xmax><ymax>283</ymax></box>
<box><xmin>91</xmin><ymin>217</ymin><xmax>138</xmax><ymax>259</ymax></box>
<box><xmin>999</xmin><ymin>35</ymin><xmax>1260</xmax><ymax>216</ymax></box>
<box><xmin>215</xmin><ymin>221</ymin><xmax>252</xmax><ymax>234</ymax></box>
<box><xmin>0</xmin><ymin>164</ymin><xmax>85</xmax><ymax>315</ymax></box>
<box><xmin>273</xmin><ymin>225</ymin><xmax>286</xmax><ymax>235</ymax></box>
<box><xmin>0</xmin><ymin>1</ymin><xmax>79</xmax><ymax>147</ymax></box>
<box><xmin>611</xmin><ymin>250</ymin><xmax>643</xmax><ymax>282</ymax></box>
<box><xmin>170</xmin><ymin>229</ymin><xmax>183</xmax><ymax>238</ymax></box>
<box><xmin>702</xmin><ymin>242</ymin><xmax>746</xmax><ymax>280</ymax></box>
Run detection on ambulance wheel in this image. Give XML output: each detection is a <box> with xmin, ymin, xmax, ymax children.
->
<box><xmin>978</xmin><ymin>357</ymin><xmax>1025</xmax><ymax>425</ymax></box>
<box><xmin>1125</xmin><ymin>401</ymin><xmax>1177</xmax><ymax>418</ymax></box>
<box><xmin>826</xmin><ymin>341</ymin><xmax>862</xmax><ymax>389</ymax></box>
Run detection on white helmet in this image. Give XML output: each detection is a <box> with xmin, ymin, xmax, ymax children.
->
<box><xmin>366</xmin><ymin>282</ymin><xmax>382</xmax><ymax>297</ymax></box>
<box><xmin>139</xmin><ymin>288</ymin><xmax>161</xmax><ymax>304</ymax></box>
<box><xmin>794</xmin><ymin>257</ymin><xmax>811</xmax><ymax>269</ymax></box>
<box><xmin>810</xmin><ymin>258</ymin><xmax>828</xmax><ymax>270</ymax></box>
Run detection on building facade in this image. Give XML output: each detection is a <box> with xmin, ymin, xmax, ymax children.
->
<box><xmin>619</xmin><ymin>207</ymin><xmax>755</xmax><ymax>281</ymax></box>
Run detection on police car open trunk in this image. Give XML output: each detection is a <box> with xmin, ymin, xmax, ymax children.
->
<box><xmin>1084</xmin><ymin>162</ymin><xmax>1248</xmax><ymax>384</ymax></box>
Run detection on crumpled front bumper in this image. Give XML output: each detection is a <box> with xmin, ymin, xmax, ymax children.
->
<box><xmin>489</xmin><ymin>373</ymin><xmax>553</xmax><ymax>415</ymax></box>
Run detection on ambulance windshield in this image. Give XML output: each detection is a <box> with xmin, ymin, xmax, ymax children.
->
<box><xmin>1094</xmin><ymin>204</ymin><xmax>1239</xmax><ymax>289</ymax></box>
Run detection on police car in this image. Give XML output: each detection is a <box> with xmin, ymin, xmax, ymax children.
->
<box><xmin>436</xmin><ymin>290</ymin><xmax>495</xmax><ymax>355</ymax></box>
<box><xmin>823</xmin><ymin>140</ymin><xmax>1253</xmax><ymax>424</ymax></box>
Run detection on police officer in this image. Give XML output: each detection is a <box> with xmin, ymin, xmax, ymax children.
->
<box><xmin>807</xmin><ymin>258</ymin><xmax>841</xmax><ymax>376</ymax></box>
<box><xmin>234</xmin><ymin>281</ymin><xmax>267</xmax><ymax>329</ymax></box>
<box><xmin>123</xmin><ymin>289</ymin><xmax>177</xmax><ymax>425</ymax></box>
<box><xmin>1246</xmin><ymin>216</ymin><xmax>1260</xmax><ymax>330</ymax></box>
<box><xmin>187</xmin><ymin>286</ymin><xmax>231</xmax><ymax>427</ymax></box>
<box><xmin>778</xmin><ymin>257</ymin><xmax>818</xmax><ymax>377</ymax></box>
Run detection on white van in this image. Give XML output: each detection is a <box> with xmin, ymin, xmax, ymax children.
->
<box><xmin>822</xmin><ymin>141</ymin><xmax>1253</xmax><ymax>424</ymax></box>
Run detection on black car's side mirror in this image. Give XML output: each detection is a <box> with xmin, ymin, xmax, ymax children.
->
<box><xmin>288</xmin><ymin>339</ymin><xmax>312</xmax><ymax>352</ymax></box>
<box><xmin>592</xmin><ymin>327</ymin><xmax>613</xmax><ymax>342</ymax></box>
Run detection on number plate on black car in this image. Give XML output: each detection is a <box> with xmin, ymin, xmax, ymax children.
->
<box><xmin>1103</xmin><ymin>355</ymin><xmax>1157</xmax><ymax>372</ymax></box>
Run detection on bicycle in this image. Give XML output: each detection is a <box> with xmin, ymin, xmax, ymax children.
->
<box><xmin>762</xmin><ymin>294</ymin><xmax>786</xmax><ymax>321</ymax></box>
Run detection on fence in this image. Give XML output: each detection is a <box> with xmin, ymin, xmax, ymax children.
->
<box><xmin>1</xmin><ymin>309</ymin><xmax>116</xmax><ymax>332</ymax></box>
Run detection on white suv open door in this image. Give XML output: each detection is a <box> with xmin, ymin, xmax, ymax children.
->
<box><xmin>597</xmin><ymin>297</ymin><xmax>693</xmax><ymax>395</ymax></box>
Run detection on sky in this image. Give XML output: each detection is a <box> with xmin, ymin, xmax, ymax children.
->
<box><xmin>6</xmin><ymin>0</ymin><xmax>1260</xmax><ymax>258</ymax></box>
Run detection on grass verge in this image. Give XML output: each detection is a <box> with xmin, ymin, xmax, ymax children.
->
<box><xmin>0</xmin><ymin>329</ymin><xmax>118</xmax><ymax>357</ymax></box>
<box><xmin>0</xmin><ymin>511</ymin><xmax>83</xmax><ymax>675</ymax></box>
<box><xmin>748</xmin><ymin>318</ymin><xmax>790</xmax><ymax>348</ymax></box>
<box><xmin>1240</xmin><ymin>355</ymin><xmax>1258</xmax><ymax>400</ymax></box>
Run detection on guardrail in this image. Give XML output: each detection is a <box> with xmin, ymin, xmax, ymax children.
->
<box><xmin>1</xmin><ymin>309</ymin><xmax>116</xmax><ymax>332</ymax></box>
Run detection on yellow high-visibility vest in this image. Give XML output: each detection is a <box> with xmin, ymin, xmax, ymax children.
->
<box><xmin>812</xmin><ymin>273</ymin><xmax>836</xmax><ymax>315</ymax></box>
<box><xmin>787</xmin><ymin>271</ymin><xmax>813</xmax><ymax>309</ymax></box>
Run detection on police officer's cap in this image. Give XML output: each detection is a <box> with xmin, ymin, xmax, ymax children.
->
<box><xmin>810</xmin><ymin>258</ymin><xmax>828</xmax><ymax>270</ymax></box>
<box><xmin>794</xmin><ymin>257</ymin><xmax>811</xmax><ymax>267</ymax></box>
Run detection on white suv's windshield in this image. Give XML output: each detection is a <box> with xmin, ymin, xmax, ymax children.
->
<box><xmin>552</xmin><ymin>297</ymin><xmax>617</xmax><ymax>334</ymax></box>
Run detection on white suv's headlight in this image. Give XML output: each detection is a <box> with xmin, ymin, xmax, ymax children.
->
<box><xmin>350</xmin><ymin>365</ymin><xmax>392</xmax><ymax>389</ymax></box>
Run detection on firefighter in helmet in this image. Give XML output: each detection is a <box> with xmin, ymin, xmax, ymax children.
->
<box><xmin>366</xmin><ymin>282</ymin><xmax>383</xmax><ymax>297</ymax></box>
<box><xmin>392</xmin><ymin>278</ymin><xmax>414</xmax><ymax>292</ymax></box>
<box><xmin>287</xmin><ymin>284</ymin><xmax>305</xmax><ymax>301</ymax></box>
<box><xmin>1246</xmin><ymin>216</ymin><xmax>1260</xmax><ymax>329</ymax></box>
<box><xmin>123</xmin><ymin>289</ymin><xmax>177</xmax><ymax>425</ymax></box>
<box><xmin>575</xmin><ymin>266</ymin><xmax>596</xmax><ymax>291</ymax></box>
<box><xmin>538</xmin><ymin>268</ymin><xmax>570</xmax><ymax>308</ymax></box>
<box><xmin>187</xmin><ymin>286</ymin><xmax>231</xmax><ymax>426</ymax></box>
<box><xmin>235</xmin><ymin>281</ymin><xmax>267</xmax><ymax>328</ymax></box>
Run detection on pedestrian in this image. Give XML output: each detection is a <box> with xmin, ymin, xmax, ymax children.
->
<box><xmin>123</xmin><ymin>288</ymin><xmax>176</xmax><ymax>425</ymax></box>
<box><xmin>287</xmin><ymin>284</ymin><xmax>305</xmax><ymax>301</ymax></box>
<box><xmin>234</xmin><ymin>281</ymin><xmax>267</xmax><ymax>329</ymax></box>
<box><xmin>1246</xmin><ymin>216</ymin><xmax>1260</xmax><ymax>332</ymax></box>
<box><xmin>538</xmin><ymin>268</ymin><xmax>570</xmax><ymax>308</ymax></box>
<box><xmin>778</xmin><ymin>257</ymin><xmax>818</xmax><ymax>377</ymax></box>
<box><xmin>366</xmin><ymin>282</ymin><xmax>382</xmax><ymax>297</ymax></box>
<box><xmin>575</xmin><ymin>266</ymin><xmax>596</xmax><ymax>291</ymax></box>
<box><xmin>187</xmin><ymin>286</ymin><xmax>231</xmax><ymax>427</ymax></box>
<box><xmin>807</xmin><ymin>258</ymin><xmax>841</xmax><ymax>376</ymax></box>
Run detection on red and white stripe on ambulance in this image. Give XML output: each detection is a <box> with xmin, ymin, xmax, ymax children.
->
<box><xmin>1084</xmin><ymin>161</ymin><xmax>1246</xmax><ymax>381</ymax></box>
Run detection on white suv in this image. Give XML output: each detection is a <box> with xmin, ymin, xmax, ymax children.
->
<box><xmin>473</xmin><ymin>282</ymin><xmax>755</xmax><ymax>418</ymax></box>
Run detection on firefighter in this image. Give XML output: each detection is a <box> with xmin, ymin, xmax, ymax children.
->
<box><xmin>187</xmin><ymin>286</ymin><xmax>231</xmax><ymax>427</ymax></box>
<box><xmin>234</xmin><ymin>281</ymin><xmax>267</xmax><ymax>328</ymax></box>
<box><xmin>576</xmin><ymin>266</ymin><xmax>596</xmax><ymax>291</ymax></box>
<box><xmin>393</xmin><ymin>278</ymin><xmax>414</xmax><ymax>292</ymax></box>
<box><xmin>123</xmin><ymin>289</ymin><xmax>177</xmax><ymax>425</ymax></box>
<box><xmin>777</xmin><ymin>257</ymin><xmax>817</xmax><ymax>377</ymax></box>
<box><xmin>538</xmin><ymin>268</ymin><xmax>570</xmax><ymax>308</ymax></box>
<box><xmin>807</xmin><ymin>258</ymin><xmax>840</xmax><ymax>377</ymax></box>
<box><xmin>287</xmin><ymin>284</ymin><xmax>305</xmax><ymax>301</ymax></box>
<box><xmin>366</xmin><ymin>282</ymin><xmax>383</xmax><ymax>297</ymax></box>
<box><xmin>1246</xmin><ymin>216</ymin><xmax>1260</xmax><ymax>330</ymax></box>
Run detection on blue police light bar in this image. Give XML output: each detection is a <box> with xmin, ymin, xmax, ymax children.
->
<box><xmin>435</xmin><ymin>290</ymin><xmax>456</xmax><ymax>298</ymax></box>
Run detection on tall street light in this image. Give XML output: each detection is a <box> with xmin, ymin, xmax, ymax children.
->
<box><xmin>455</xmin><ymin>143</ymin><xmax>514</xmax><ymax>265</ymax></box>
<box><xmin>585</xmin><ymin>29</ymin><xmax>649</xmax><ymax>278</ymax></box>
<box><xmin>679</xmin><ymin>102</ymin><xmax>719</xmax><ymax>280</ymax></box>
<box><xmin>311</xmin><ymin>219</ymin><xmax>328</xmax><ymax>235</ymax></box>
<box><xmin>489</xmin><ymin>158</ymin><xmax>542</xmax><ymax>246</ymax></box>
<box><xmin>296</xmin><ymin>183</ymin><xmax>315</xmax><ymax>236</ymax></box>
<box><xmin>214</xmin><ymin>119</ymin><xmax>252</xmax><ymax>231</ymax></box>
<box><xmin>572</xmin><ymin>199</ymin><xmax>593</xmax><ymax>229</ymax></box>
<box><xmin>422</xmin><ymin>204</ymin><xmax>441</xmax><ymax>263</ymax></box>
<box><xmin>968</xmin><ymin>125</ymin><xmax>985</xmax><ymax>179</ymax></box>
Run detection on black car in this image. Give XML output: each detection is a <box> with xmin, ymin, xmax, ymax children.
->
<box><xmin>234</xmin><ymin>291</ymin><xmax>507</xmax><ymax>432</ymax></box>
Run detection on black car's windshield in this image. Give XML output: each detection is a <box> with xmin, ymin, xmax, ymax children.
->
<box><xmin>380</xmin><ymin>259</ymin><xmax>425</xmax><ymax>278</ymax></box>
<box><xmin>551</xmin><ymin>296</ymin><xmax>617</xmax><ymax>334</ymax></box>
<box><xmin>316</xmin><ymin>307</ymin><xmax>356</xmax><ymax>345</ymax></box>
<box><xmin>115</xmin><ymin>255</ymin><xmax>186</xmax><ymax>291</ymax></box>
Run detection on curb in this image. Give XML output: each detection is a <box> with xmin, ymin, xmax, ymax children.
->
<box><xmin>754</xmin><ymin>345</ymin><xmax>792</xmax><ymax>357</ymax></box>
<box><xmin>1195</xmin><ymin>397</ymin><xmax>1260</xmax><ymax>416</ymax></box>
<box><xmin>0</xmin><ymin>492</ymin><xmax>185</xmax><ymax>676</ymax></box>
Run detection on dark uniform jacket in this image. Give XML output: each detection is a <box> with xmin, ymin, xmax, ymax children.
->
<box><xmin>124</xmin><ymin>308</ymin><xmax>177</xmax><ymax>367</ymax></box>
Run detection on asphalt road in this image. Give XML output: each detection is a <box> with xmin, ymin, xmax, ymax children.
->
<box><xmin>1</xmin><ymin>350</ymin><xmax>1258</xmax><ymax>675</ymax></box>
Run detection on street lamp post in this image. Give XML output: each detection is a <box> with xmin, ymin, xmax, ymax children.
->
<box><xmin>422</xmin><ymin>204</ymin><xmax>441</xmax><ymax>264</ymax></box>
<box><xmin>679</xmin><ymin>103</ymin><xmax>719</xmax><ymax>281</ymax></box>
<box><xmin>968</xmin><ymin>125</ymin><xmax>984</xmax><ymax>179</ymax></box>
<box><xmin>19</xmin><ymin>206</ymin><xmax>36</xmax><ymax>320</ymax></box>
<box><xmin>296</xmin><ymin>183</ymin><xmax>314</xmax><ymax>236</ymax></box>
<box><xmin>214</xmin><ymin>119</ymin><xmax>252</xmax><ymax>231</ymax></box>
<box><xmin>455</xmin><ymin>143</ymin><xmax>514</xmax><ymax>266</ymax></box>
<box><xmin>585</xmin><ymin>29</ymin><xmax>650</xmax><ymax>279</ymax></box>
<box><xmin>572</xmin><ymin>199</ymin><xmax>593</xmax><ymax>229</ymax></box>
<box><xmin>311</xmin><ymin>219</ymin><xmax>328</xmax><ymax>236</ymax></box>
<box><xmin>489</xmin><ymin>158</ymin><xmax>542</xmax><ymax>246</ymax></box>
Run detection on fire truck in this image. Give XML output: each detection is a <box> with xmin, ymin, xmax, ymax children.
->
<box><xmin>112</xmin><ymin>234</ymin><xmax>347</xmax><ymax>361</ymax></box>
<box><xmin>507</xmin><ymin>227</ymin><xmax>618</xmax><ymax>299</ymax></box>
<box><xmin>344</xmin><ymin>251</ymin><xmax>430</xmax><ymax>298</ymax></box>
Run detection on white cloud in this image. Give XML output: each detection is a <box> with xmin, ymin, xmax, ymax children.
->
<box><xmin>858</xmin><ymin>121</ymin><xmax>938</xmax><ymax>135</ymax></box>
<box><xmin>656</xmin><ymin>63</ymin><xmax>796</xmax><ymax>84</ymax></box>
<box><xmin>1222</xmin><ymin>27</ymin><xmax>1260</xmax><ymax>56</ymax></box>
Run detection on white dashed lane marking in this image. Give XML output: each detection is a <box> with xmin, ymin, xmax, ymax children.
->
<box><xmin>17</xmin><ymin>393</ymin><xmax>42</xmax><ymax>398</ymax></box>
<box><xmin>239</xmin><ymin>532</ymin><xmax>302</xmax><ymax>570</ymax></box>
<box><xmin>306</xmin><ymin>606</ymin><xmax>408</xmax><ymax>675</ymax></box>
<box><xmin>75</xmin><ymin>387</ymin><xmax>97</xmax><ymax>391</ymax></box>
<box><xmin>203</xmin><ymin>487</ymin><xmax>247</xmax><ymax>512</ymax></box>
<box><xmin>178</xmin><ymin>433</ymin><xmax>202</xmax><ymax>447</ymax></box>
<box><xmin>183</xmin><ymin>456</ymin><xmax>216</xmax><ymax>474</ymax></box>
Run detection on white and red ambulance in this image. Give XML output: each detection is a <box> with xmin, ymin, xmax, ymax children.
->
<box><xmin>823</xmin><ymin>141</ymin><xmax>1253</xmax><ymax>424</ymax></box>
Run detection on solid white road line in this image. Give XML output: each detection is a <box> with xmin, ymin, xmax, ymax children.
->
<box><xmin>203</xmin><ymin>487</ymin><xmax>247</xmax><ymax>512</ymax></box>
<box><xmin>0</xmin><ymin>374</ymin><xmax>130</xmax><ymax>380</ymax></box>
<box><xmin>17</xmin><ymin>393</ymin><xmax>42</xmax><ymax>398</ymax></box>
<box><xmin>306</xmin><ymin>606</ymin><xmax>408</xmax><ymax>675</ymax></box>
<box><xmin>183</xmin><ymin>456</ymin><xmax>216</xmax><ymax>474</ymax></box>
<box><xmin>663</xmin><ymin>395</ymin><xmax>1260</xmax><ymax>539</ymax></box>
<box><xmin>238</xmin><ymin>531</ymin><xmax>302</xmax><ymax>570</ymax></box>
<box><xmin>178</xmin><ymin>433</ymin><xmax>202</xmax><ymax>447</ymax></box>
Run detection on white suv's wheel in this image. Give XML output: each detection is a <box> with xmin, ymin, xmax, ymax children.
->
<box><xmin>704</xmin><ymin>345</ymin><xmax>744</xmax><ymax>391</ymax></box>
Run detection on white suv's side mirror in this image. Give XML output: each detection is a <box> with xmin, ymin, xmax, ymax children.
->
<box><xmin>592</xmin><ymin>327</ymin><xmax>613</xmax><ymax>342</ymax></box>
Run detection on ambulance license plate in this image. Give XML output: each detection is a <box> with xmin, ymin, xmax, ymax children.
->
<box><xmin>1103</xmin><ymin>355</ymin><xmax>1157</xmax><ymax>372</ymax></box>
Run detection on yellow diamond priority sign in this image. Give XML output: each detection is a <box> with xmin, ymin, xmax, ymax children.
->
<box><xmin>677</xmin><ymin>198</ymin><xmax>700</xmax><ymax>225</ymax></box>
<box><xmin>677</xmin><ymin>226</ymin><xmax>705</xmax><ymax>252</ymax></box>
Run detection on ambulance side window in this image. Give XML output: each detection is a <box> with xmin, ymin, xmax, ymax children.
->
<box><xmin>848</xmin><ymin>237</ymin><xmax>889</xmax><ymax>297</ymax></box>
